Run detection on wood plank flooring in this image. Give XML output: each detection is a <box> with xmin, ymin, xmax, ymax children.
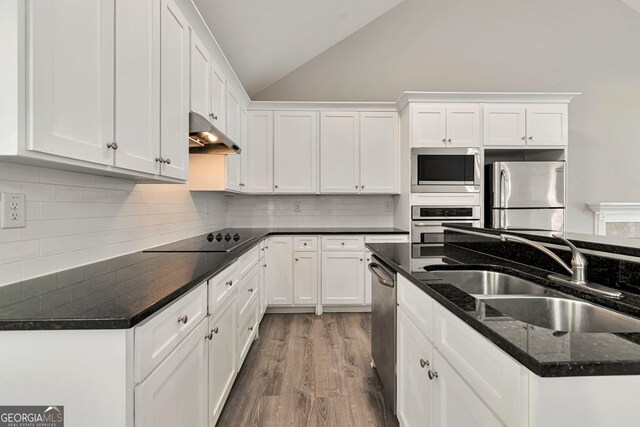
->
<box><xmin>217</xmin><ymin>313</ymin><xmax>398</xmax><ymax>427</ymax></box>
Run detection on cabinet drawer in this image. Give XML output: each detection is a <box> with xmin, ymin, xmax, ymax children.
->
<box><xmin>322</xmin><ymin>235</ymin><xmax>364</xmax><ymax>251</ymax></box>
<box><xmin>293</xmin><ymin>236</ymin><xmax>318</xmax><ymax>251</ymax></box>
<box><xmin>433</xmin><ymin>304</ymin><xmax>526</xmax><ymax>427</ymax></box>
<box><xmin>134</xmin><ymin>283</ymin><xmax>208</xmax><ymax>383</ymax></box>
<box><xmin>238</xmin><ymin>245</ymin><xmax>260</xmax><ymax>279</ymax></box>
<box><xmin>365</xmin><ymin>234</ymin><xmax>409</xmax><ymax>244</ymax></box>
<box><xmin>237</xmin><ymin>263</ymin><xmax>260</xmax><ymax>323</ymax></box>
<box><xmin>208</xmin><ymin>261</ymin><xmax>240</xmax><ymax>314</ymax></box>
<box><xmin>398</xmin><ymin>275</ymin><xmax>434</xmax><ymax>342</ymax></box>
<box><xmin>237</xmin><ymin>299</ymin><xmax>258</xmax><ymax>365</ymax></box>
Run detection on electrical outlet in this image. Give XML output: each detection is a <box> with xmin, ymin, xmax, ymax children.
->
<box><xmin>1</xmin><ymin>193</ymin><xmax>26</xmax><ymax>229</ymax></box>
<box><xmin>385</xmin><ymin>200</ymin><xmax>393</xmax><ymax>212</ymax></box>
<box><xmin>294</xmin><ymin>201</ymin><xmax>302</xmax><ymax>213</ymax></box>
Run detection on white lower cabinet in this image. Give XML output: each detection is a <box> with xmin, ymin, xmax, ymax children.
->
<box><xmin>207</xmin><ymin>295</ymin><xmax>237</xmax><ymax>425</ymax></box>
<box><xmin>321</xmin><ymin>252</ymin><xmax>365</xmax><ymax>305</ymax></box>
<box><xmin>397</xmin><ymin>275</ymin><xmax>527</xmax><ymax>427</ymax></box>
<box><xmin>266</xmin><ymin>236</ymin><xmax>294</xmax><ymax>305</ymax></box>
<box><xmin>293</xmin><ymin>252</ymin><xmax>319</xmax><ymax>305</ymax></box>
<box><xmin>135</xmin><ymin>319</ymin><xmax>208</xmax><ymax>427</ymax></box>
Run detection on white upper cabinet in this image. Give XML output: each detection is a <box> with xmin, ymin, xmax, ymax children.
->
<box><xmin>273</xmin><ymin>111</ymin><xmax>318</xmax><ymax>193</ymax></box>
<box><xmin>360</xmin><ymin>111</ymin><xmax>399</xmax><ymax>194</ymax></box>
<box><xmin>28</xmin><ymin>0</ymin><xmax>115</xmax><ymax>165</ymax></box>
<box><xmin>159</xmin><ymin>0</ymin><xmax>189</xmax><ymax>180</ymax></box>
<box><xmin>210</xmin><ymin>61</ymin><xmax>226</xmax><ymax>132</ymax></box>
<box><xmin>114</xmin><ymin>0</ymin><xmax>161</xmax><ymax>175</ymax></box>
<box><xmin>240</xmin><ymin>108</ymin><xmax>248</xmax><ymax>190</ymax></box>
<box><xmin>484</xmin><ymin>104</ymin><xmax>567</xmax><ymax>147</ymax></box>
<box><xmin>526</xmin><ymin>104</ymin><xmax>568</xmax><ymax>146</ymax></box>
<box><xmin>247</xmin><ymin>111</ymin><xmax>274</xmax><ymax>193</ymax></box>
<box><xmin>411</xmin><ymin>105</ymin><xmax>446</xmax><ymax>147</ymax></box>
<box><xmin>189</xmin><ymin>31</ymin><xmax>212</xmax><ymax>120</ymax></box>
<box><xmin>483</xmin><ymin>105</ymin><xmax>526</xmax><ymax>146</ymax></box>
<box><xmin>411</xmin><ymin>104</ymin><xmax>479</xmax><ymax>148</ymax></box>
<box><xmin>320</xmin><ymin>111</ymin><xmax>360</xmax><ymax>193</ymax></box>
<box><xmin>225</xmin><ymin>87</ymin><xmax>242</xmax><ymax>191</ymax></box>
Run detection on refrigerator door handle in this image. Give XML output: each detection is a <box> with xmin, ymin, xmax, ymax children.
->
<box><xmin>499</xmin><ymin>167</ymin><xmax>508</xmax><ymax>208</ymax></box>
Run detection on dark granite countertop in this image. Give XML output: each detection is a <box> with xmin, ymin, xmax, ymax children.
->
<box><xmin>366</xmin><ymin>241</ymin><xmax>640</xmax><ymax>377</ymax></box>
<box><xmin>0</xmin><ymin>227</ymin><xmax>407</xmax><ymax>331</ymax></box>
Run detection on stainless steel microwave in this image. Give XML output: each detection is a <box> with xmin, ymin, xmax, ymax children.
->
<box><xmin>411</xmin><ymin>148</ymin><xmax>481</xmax><ymax>193</ymax></box>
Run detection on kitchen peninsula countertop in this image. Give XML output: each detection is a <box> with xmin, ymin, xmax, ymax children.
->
<box><xmin>0</xmin><ymin>227</ymin><xmax>407</xmax><ymax>331</ymax></box>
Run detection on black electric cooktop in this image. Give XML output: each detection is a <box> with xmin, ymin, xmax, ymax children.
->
<box><xmin>146</xmin><ymin>229</ymin><xmax>256</xmax><ymax>252</ymax></box>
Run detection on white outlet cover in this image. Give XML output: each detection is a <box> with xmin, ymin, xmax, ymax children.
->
<box><xmin>1</xmin><ymin>193</ymin><xmax>26</xmax><ymax>229</ymax></box>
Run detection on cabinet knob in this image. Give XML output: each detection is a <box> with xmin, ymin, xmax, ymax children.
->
<box><xmin>249</xmin><ymin>288</ymin><xmax>254</xmax><ymax>292</ymax></box>
<box><xmin>275</xmin><ymin>185</ymin><xmax>279</xmax><ymax>189</ymax></box>
<box><xmin>107</xmin><ymin>142</ymin><xmax>118</xmax><ymax>150</ymax></box>
<box><xmin>419</xmin><ymin>358</ymin><xmax>429</xmax><ymax>368</ymax></box>
<box><xmin>205</xmin><ymin>331</ymin><xmax>213</xmax><ymax>340</ymax></box>
<box><xmin>360</xmin><ymin>258</ymin><xmax>363</xmax><ymax>262</ymax></box>
<box><xmin>303</xmin><ymin>242</ymin><xmax>307</xmax><ymax>246</ymax></box>
<box><xmin>213</xmin><ymin>327</ymin><xmax>219</xmax><ymax>334</ymax></box>
<box><xmin>155</xmin><ymin>156</ymin><xmax>164</xmax><ymax>163</ymax></box>
<box><xmin>355</xmin><ymin>185</ymin><xmax>359</xmax><ymax>189</ymax></box>
<box><xmin>521</xmin><ymin>136</ymin><xmax>526</xmax><ymax>140</ymax></box>
<box><xmin>226</xmin><ymin>280</ymin><xmax>233</xmax><ymax>287</ymax></box>
<box><xmin>177</xmin><ymin>315</ymin><xmax>188</xmax><ymax>324</ymax></box>
<box><xmin>442</xmin><ymin>138</ymin><xmax>447</xmax><ymax>143</ymax></box>
<box><xmin>263</xmin><ymin>264</ymin><xmax>267</xmax><ymax>268</ymax></box>
<box><xmin>528</xmin><ymin>136</ymin><xmax>533</xmax><ymax>140</ymax></box>
<box><xmin>341</xmin><ymin>242</ymin><xmax>345</xmax><ymax>246</ymax></box>
<box><xmin>295</xmin><ymin>258</ymin><xmax>299</xmax><ymax>261</ymax></box>
<box><xmin>447</xmin><ymin>138</ymin><xmax>452</xmax><ymax>143</ymax></box>
<box><xmin>209</xmin><ymin>113</ymin><xmax>218</xmax><ymax>121</ymax></box>
<box><xmin>361</xmin><ymin>185</ymin><xmax>365</xmax><ymax>189</ymax></box>
<box><xmin>248</xmin><ymin>326</ymin><xmax>254</xmax><ymax>332</ymax></box>
<box><xmin>164</xmin><ymin>158</ymin><xmax>171</xmax><ymax>165</ymax></box>
<box><xmin>428</xmin><ymin>370</ymin><xmax>439</xmax><ymax>380</ymax></box>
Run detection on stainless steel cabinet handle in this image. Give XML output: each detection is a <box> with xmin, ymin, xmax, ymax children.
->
<box><xmin>420</xmin><ymin>358</ymin><xmax>429</xmax><ymax>368</ymax></box>
<box><xmin>428</xmin><ymin>370</ymin><xmax>438</xmax><ymax>380</ymax></box>
<box><xmin>213</xmin><ymin>327</ymin><xmax>219</xmax><ymax>334</ymax></box>
<box><xmin>226</xmin><ymin>280</ymin><xmax>233</xmax><ymax>287</ymax></box>
<box><xmin>177</xmin><ymin>315</ymin><xmax>188</xmax><ymax>324</ymax></box>
<box><xmin>368</xmin><ymin>263</ymin><xmax>394</xmax><ymax>288</ymax></box>
<box><xmin>107</xmin><ymin>142</ymin><xmax>118</xmax><ymax>150</ymax></box>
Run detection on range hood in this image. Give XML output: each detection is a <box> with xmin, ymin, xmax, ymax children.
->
<box><xmin>188</xmin><ymin>111</ymin><xmax>241</xmax><ymax>155</ymax></box>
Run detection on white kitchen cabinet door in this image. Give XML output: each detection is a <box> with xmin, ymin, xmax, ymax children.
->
<box><xmin>210</xmin><ymin>61</ymin><xmax>226</xmax><ymax>132</ymax></box>
<box><xmin>364</xmin><ymin>249</ymin><xmax>373</xmax><ymax>305</ymax></box>
<box><xmin>274</xmin><ymin>111</ymin><xmax>318</xmax><ymax>193</ymax></box>
<box><xmin>321</xmin><ymin>252</ymin><xmax>365</xmax><ymax>305</ymax></box>
<box><xmin>411</xmin><ymin>105</ymin><xmax>447</xmax><ymax>148</ymax></box>
<box><xmin>320</xmin><ymin>111</ymin><xmax>360</xmax><ymax>193</ymax></box>
<box><xmin>266</xmin><ymin>237</ymin><xmax>293</xmax><ymax>305</ymax></box>
<box><xmin>526</xmin><ymin>104</ymin><xmax>568</xmax><ymax>146</ymax></box>
<box><xmin>135</xmin><ymin>320</ymin><xmax>208</xmax><ymax>427</ymax></box>
<box><xmin>159</xmin><ymin>0</ymin><xmax>189</xmax><ymax>180</ymax></box>
<box><xmin>483</xmin><ymin>105</ymin><xmax>526</xmax><ymax>146</ymax></box>
<box><xmin>398</xmin><ymin>309</ymin><xmax>434</xmax><ymax>427</ymax></box>
<box><xmin>360</xmin><ymin>112</ymin><xmax>399</xmax><ymax>194</ymax></box>
<box><xmin>208</xmin><ymin>295</ymin><xmax>237</xmax><ymax>425</ymax></box>
<box><xmin>446</xmin><ymin>104</ymin><xmax>480</xmax><ymax>147</ymax></box>
<box><xmin>247</xmin><ymin>111</ymin><xmax>274</xmax><ymax>193</ymax></box>
<box><xmin>189</xmin><ymin>31</ymin><xmax>211</xmax><ymax>120</ymax></box>
<box><xmin>293</xmin><ymin>252</ymin><xmax>318</xmax><ymax>305</ymax></box>
<box><xmin>28</xmin><ymin>0</ymin><xmax>115</xmax><ymax>165</ymax></box>
<box><xmin>114</xmin><ymin>0</ymin><xmax>160</xmax><ymax>175</ymax></box>
<box><xmin>240</xmin><ymin>109</ymin><xmax>248</xmax><ymax>190</ymax></box>
<box><xmin>225</xmin><ymin>87</ymin><xmax>242</xmax><ymax>191</ymax></box>
<box><xmin>432</xmin><ymin>350</ymin><xmax>502</xmax><ymax>427</ymax></box>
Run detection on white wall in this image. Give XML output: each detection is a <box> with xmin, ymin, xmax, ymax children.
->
<box><xmin>0</xmin><ymin>161</ymin><xmax>227</xmax><ymax>285</ymax></box>
<box><xmin>254</xmin><ymin>0</ymin><xmax>640</xmax><ymax>233</ymax></box>
<box><xmin>226</xmin><ymin>194</ymin><xmax>393</xmax><ymax>228</ymax></box>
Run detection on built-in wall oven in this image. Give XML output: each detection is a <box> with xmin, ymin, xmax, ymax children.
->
<box><xmin>411</xmin><ymin>205</ymin><xmax>481</xmax><ymax>258</ymax></box>
<box><xmin>411</xmin><ymin>148</ymin><xmax>481</xmax><ymax>193</ymax></box>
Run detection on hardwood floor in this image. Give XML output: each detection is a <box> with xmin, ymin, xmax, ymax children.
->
<box><xmin>217</xmin><ymin>313</ymin><xmax>398</xmax><ymax>427</ymax></box>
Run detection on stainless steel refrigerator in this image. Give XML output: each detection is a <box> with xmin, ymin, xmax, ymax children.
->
<box><xmin>486</xmin><ymin>161</ymin><xmax>565</xmax><ymax>231</ymax></box>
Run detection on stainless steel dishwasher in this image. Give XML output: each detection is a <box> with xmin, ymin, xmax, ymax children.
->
<box><xmin>369</xmin><ymin>256</ymin><xmax>397</xmax><ymax>414</ymax></box>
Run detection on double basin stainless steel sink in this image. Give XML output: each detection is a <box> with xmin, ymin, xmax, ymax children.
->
<box><xmin>430</xmin><ymin>270</ymin><xmax>640</xmax><ymax>333</ymax></box>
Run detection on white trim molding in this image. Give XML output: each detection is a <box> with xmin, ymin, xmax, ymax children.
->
<box><xmin>587</xmin><ymin>203</ymin><xmax>640</xmax><ymax>235</ymax></box>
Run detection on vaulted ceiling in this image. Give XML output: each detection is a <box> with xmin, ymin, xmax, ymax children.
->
<box><xmin>193</xmin><ymin>0</ymin><xmax>405</xmax><ymax>97</ymax></box>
